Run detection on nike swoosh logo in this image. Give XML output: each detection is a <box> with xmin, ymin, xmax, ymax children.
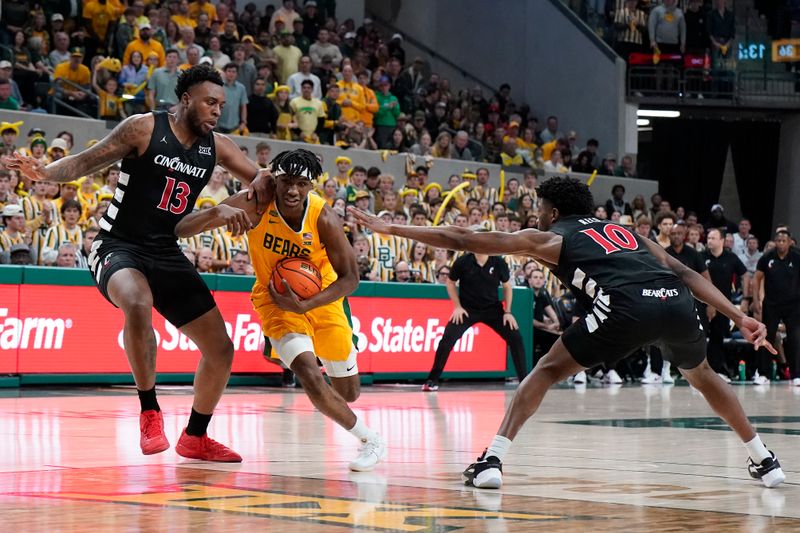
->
<box><xmin>346</xmin><ymin>365</ymin><xmax>356</xmax><ymax>372</ymax></box>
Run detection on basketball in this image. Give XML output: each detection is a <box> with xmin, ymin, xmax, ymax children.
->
<box><xmin>273</xmin><ymin>257</ymin><xmax>323</xmax><ymax>299</ymax></box>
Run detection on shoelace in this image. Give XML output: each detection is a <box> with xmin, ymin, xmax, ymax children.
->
<box><xmin>358</xmin><ymin>439</ymin><xmax>382</xmax><ymax>456</ymax></box>
<box><xmin>142</xmin><ymin>413</ymin><xmax>163</xmax><ymax>439</ymax></box>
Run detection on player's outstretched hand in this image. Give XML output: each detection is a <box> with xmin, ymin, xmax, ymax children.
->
<box><xmin>217</xmin><ymin>204</ymin><xmax>252</xmax><ymax>237</ymax></box>
<box><xmin>738</xmin><ymin>316</ymin><xmax>777</xmax><ymax>354</ymax></box>
<box><xmin>268</xmin><ymin>276</ymin><xmax>307</xmax><ymax>314</ymax></box>
<box><xmin>349</xmin><ymin>207</ymin><xmax>391</xmax><ymax>235</ymax></box>
<box><xmin>2</xmin><ymin>153</ymin><xmax>48</xmax><ymax>182</ymax></box>
<box><xmin>248</xmin><ymin>166</ymin><xmax>274</xmax><ymax>214</ymax></box>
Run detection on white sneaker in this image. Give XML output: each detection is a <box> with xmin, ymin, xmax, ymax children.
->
<box><xmin>604</xmin><ymin>369</ymin><xmax>623</xmax><ymax>384</ymax></box>
<box><xmin>573</xmin><ymin>371</ymin><xmax>587</xmax><ymax>385</ymax></box>
<box><xmin>792</xmin><ymin>377</ymin><xmax>800</xmax><ymax>386</ymax></box>
<box><xmin>753</xmin><ymin>372</ymin><xmax>769</xmax><ymax>386</ymax></box>
<box><xmin>717</xmin><ymin>372</ymin><xmax>732</xmax><ymax>384</ymax></box>
<box><xmin>641</xmin><ymin>372</ymin><xmax>661</xmax><ymax>384</ymax></box>
<box><xmin>661</xmin><ymin>362</ymin><xmax>675</xmax><ymax>384</ymax></box>
<box><xmin>348</xmin><ymin>434</ymin><xmax>387</xmax><ymax>472</ymax></box>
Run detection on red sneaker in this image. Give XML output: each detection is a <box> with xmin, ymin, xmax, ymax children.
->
<box><xmin>175</xmin><ymin>429</ymin><xmax>242</xmax><ymax>462</ymax></box>
<box><xmin>139</xmin><ymin>410</ymin><xmax>170</xmax><ymax>455</ymax></box>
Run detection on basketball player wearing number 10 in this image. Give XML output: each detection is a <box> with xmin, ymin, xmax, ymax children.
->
<box><xmin>3</xmin><ymin>65</ymin><xmax>271</xmax><ymax>462</ymax></box>
<box><xmin>350</xmin><ymin>176</ymin><xmax>786</xmax><ymax>489</ymax></box>
<box><xmin>176</xmin><ymin>149</ymin><xmax>387</xmax><ymax>471</ymax></box>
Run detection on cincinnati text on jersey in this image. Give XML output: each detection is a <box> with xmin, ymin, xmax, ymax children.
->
<box><xmin>153</xmin><ymin>155</ymin><xmax>209</xmax><ymax>178</ymax></box>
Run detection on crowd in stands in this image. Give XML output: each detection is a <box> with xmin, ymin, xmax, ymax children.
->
<box><xmin>0</xmin><ymin>0</ymin><xmax>635</xmax><ymax>175</ymax></box>
<box><xmin>1</xmin><ymin>0</ymin><xmax>796</xmax><ymax>385</ymax></box>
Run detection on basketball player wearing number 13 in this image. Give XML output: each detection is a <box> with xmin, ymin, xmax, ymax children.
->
<box><xmin>176</xmin><ymin>149</ymin><xmax>387</xmax><ymax>471</ymax></box>
<box><xmin>3</xmin><ymin>65</ymin><xmax>271</xmax><ymax>462</ymax></box>
<box><xmin>351</xmin><ymin>176</ymin><xmax>786</xmax><ymax>489</ymax></box>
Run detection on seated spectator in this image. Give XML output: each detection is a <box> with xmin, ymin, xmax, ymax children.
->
<box><xmin>55</xmin><ymin>242</ymin><xmax>78</xmax><ymax>268</ymax></box>
<box><xmin>226</xmin><ymin>249</ymin><xmax>251</xmax><ymax>275</ymax></box>
<box><xmin>53</xmin><ymin>48</ymin><xmax>93</xmax><ymax>115</ymax></box>
<box><xmin>0</xmin><ymin>79</ymin><xmax>20</xmax><ymax>111</ymax></box>
<box><xmin>605</xmin><ymin>184</ymin><xmax>633</xmax><ymax>217</ymax></box>
<box><xmin>571</xmin><ymin>150</ymin><xmax>595</xmax><ymax>173</ymax></box>
<box><xmin>409</xmin><ymin>131</ymin><xmax>433</xmax><ymax>157</ymax></box>
<box><xmin>431</xmin><ymin>131</ymin><xmax>453</xmax><ymax>159</ymax></box>
<box><xmin>199</xmin><ymin>166</ymin><xmax>231</xmax><ymax>204</ymax></box>
<box><xmin>600</xmin><ymin>153</ymin><xmax>617</xmax><ymax>175</ymax></box>
<box><xmin>500</xmin><ymin>140</ymin><xmax>524</xmax><ymax>167</ymax></box>
<box><xmin>615</xmin><ymin>154</ymin><xmax>637</xmax><ymax>178</ymax></box>
<box><xmin>392</xmin><ymin>260</ymin><xmax>413</xmax><ymax>282</ymax></box>
<box><xmin>196</xmin><ymin>247</ymin><xmax>214</xmax><ymax>273</ymax></box>
<box><xmin>8</xmin><ymin>243</ymin><xmax>34</xmax><ymax>265</ymax></box>
<box><xmin>543</xmin><ymin>150</ymin><xmax>567</xmax><ymax>173</ymax></box>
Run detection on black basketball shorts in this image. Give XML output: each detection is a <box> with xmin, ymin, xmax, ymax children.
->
<box><xmin>561</xmin><ymin>279</ymin><xmax>707</xmax><ymax>370</ymax></box>
<box><xmin>87</xmin><ymin>233</ymin><xmax>217</xmax><ymax>328</ymax></box>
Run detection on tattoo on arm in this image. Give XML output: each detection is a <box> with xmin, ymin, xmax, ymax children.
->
<box><xmin>44</xmin><ymin>115</ymin><xmax>149</xmax><ymax>183</ymax></box>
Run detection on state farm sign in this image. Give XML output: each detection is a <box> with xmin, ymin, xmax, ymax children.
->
<box><xmin>2</xmin><ymin>284</ymin><xmax>510</xmax><ymax>375</ymax></box>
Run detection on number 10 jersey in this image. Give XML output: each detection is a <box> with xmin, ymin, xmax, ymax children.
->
<box><xmin>99</xmin><ymin>111</ymin><xmax>216</xmax><ymax>248</ymax></box>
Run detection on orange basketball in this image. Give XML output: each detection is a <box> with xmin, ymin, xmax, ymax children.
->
<box><xmin>273</xmin><ymin>257</ymin><xmax>322</xmax><ymax>300</ymax></box>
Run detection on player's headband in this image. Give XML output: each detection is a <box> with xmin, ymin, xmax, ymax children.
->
<box><xmin>273</xmin><ymin>165</ymin><xmax>313</xmax><ymax>180</ymax></box>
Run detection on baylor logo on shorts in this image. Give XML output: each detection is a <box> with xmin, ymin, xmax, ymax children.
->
<box><xmin>262</xmin><ymin>232</ymin><xmax>311</xmax><ymax>259</ymax></box>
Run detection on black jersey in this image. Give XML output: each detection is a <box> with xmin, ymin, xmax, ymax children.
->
<box><xmin>98</xmin><ymin>111</ymin><xmax>216</xmax><ymax>248</ymax></box>
<box><xmin>550</xmin><ymin>215</ymin><xmax>676</xmax><ymax>310</ymax></box>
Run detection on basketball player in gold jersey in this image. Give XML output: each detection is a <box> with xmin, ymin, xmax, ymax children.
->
<box><xmin>175</xmin><ymin>149</ymin><xmax>386</xmax><ymax>471</ymax></box>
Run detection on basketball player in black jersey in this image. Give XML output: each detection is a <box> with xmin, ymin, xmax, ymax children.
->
<box><xmin>351</xmin><ymin>177</ymin><xmax>786</xmax><ymax>489</ymax></box>
<box><xmin>4</xmin><ymin>65</ymin><xmax>270</xmax><ymax>462</ymax></box>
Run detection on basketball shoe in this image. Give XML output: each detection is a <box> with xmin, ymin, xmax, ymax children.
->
<box><xmin>462</xmin><ymin>449</ymin><xmax>503</xmax><ymax>489</ymax></box>
<box><xmin>349</xmin><ymin>434</ymin><xmax>387</xmax><ymax>472</ymax></box>
<box><xmin>175</xmin><ymin>429</ymin><xmax>242</xmax><ymax>462</ymax></box>
<box><xmin>748</xmin><ymin>451</ymin><xmax>786</xmax><ymax>488</ymax></box>
<box><xmin>421</xmin><ymin>380</ymin><xmax>439</xmax><ymax>392</ymax></box>
<box><xmin>140</xmin><ymin>410</ymin><xmax>170</xmax><ymax>455</ymax></box>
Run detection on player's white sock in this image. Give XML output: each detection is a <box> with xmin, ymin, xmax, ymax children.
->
<box><xmin>486</xmin><ymin>435</ymin><xmax>512</xmax><ymax>461</ymax></box>
<box><xmin>348</xmin><ymin>416</ymin><xmax>376</xmax><ymax>442</ymax></box>
<box><xmin>744</xmin><ymin>434</ymin><xmax>771</xmax><ymax>463</ymax></box>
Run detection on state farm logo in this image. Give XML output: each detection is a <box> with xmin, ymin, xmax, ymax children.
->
<box><xmin>0</xmin><ymin>308</ymin><xmax>73</xmax><ymax>350</ymax></box>
<box><xmin>118</xmin><ymin>314</ymin><xmax>263</xmax><ymax>351</ymax></box>
<box><xmin>351</xmin><ymin>316</ymin><xmax>476</xmax><ymax>353</ymax></box>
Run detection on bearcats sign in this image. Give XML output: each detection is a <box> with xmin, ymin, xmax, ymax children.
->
<box><xmin>0</xmin><ymin>284</ymin><xmax>509</xmax><ymax>374</ymax></box>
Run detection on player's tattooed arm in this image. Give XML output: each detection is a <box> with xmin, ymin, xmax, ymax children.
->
<box><xmin>174</xmin><ymin>191</ymin><xmax>257</xmax><ymax>237</ymax></box>
<box><xmin>3</xmin><ymin>114</ymin><xmax>151</xmax><ymax>184</ymax></box>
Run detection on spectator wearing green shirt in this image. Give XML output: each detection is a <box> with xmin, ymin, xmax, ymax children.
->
<box><xmin>0</xmin><ymin>80</ymin><xmax>20</xmax><ymax>110</ymax></box>
<box><xmin>374</xmin><ymin>76</ymin><xmax>400</xmax><ymax>149</ymax></box>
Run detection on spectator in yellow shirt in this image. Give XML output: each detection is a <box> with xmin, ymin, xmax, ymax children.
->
<box><xmin>123</xmin><ymin>23</ymin><xmax>165</xmax><ymax>67</ymax></box>
<box><xmin>83</xmin><ymin>0</ymin><xmax>125</xmax><ymax>44</ymax></box>
<box><xmin>357</xmin><ymin>70</ymin><xmax>378</xmax><ymax>127</ymax></box>
<box><xmin>53</xmin><ymin>48</ymin><xmax>93</xmax><ymax>114</ymax></box>
<box><xmin>272</xmin><ymin>30</ymin><xmax>302</xmax><ymax>83</ymax></box>
<box><xmin>171</xmin><ymin>0</ymin><xmax>197</xmax><ymax>29</ymax></box>
<box><xmin>336</xmin><ymin>64</ymin><xmax>365</xmax><ymax>124</ymax></box>
<box><xmin>189</xmin><ymin>0</ymin><xmax>217</xmax><ymax>21</ymax></box>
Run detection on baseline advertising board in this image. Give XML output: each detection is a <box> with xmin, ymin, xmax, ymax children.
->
<box><xmin>0</xmin><ymin>284</ymin><xmax>510</xmax><ymax>375</ymax></box>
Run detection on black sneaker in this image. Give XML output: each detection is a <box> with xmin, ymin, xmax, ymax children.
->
<box><xmin>281</xmin><ymin>369</ymin><xmax>296</xmax><ymax>388</ymax></box>
<box><xmin>748</xmin><ymin>451</ymin><xmax>786</xmax><ymax>488</ymax></box>
<box><xmin>421</xmin><ymin>380</ymin><xmax>439</xmax><ymax>392</ymax></box>
<box><xmin>462</xmin><ymin>449</ymin><xmax>503</xmax><ymax>489</ymax></box>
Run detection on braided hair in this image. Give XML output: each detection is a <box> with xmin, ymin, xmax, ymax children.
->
<box><xmin>270</xmin><ymin>149</ymin><xmax>323</xmax><ymax>180</ymax></box>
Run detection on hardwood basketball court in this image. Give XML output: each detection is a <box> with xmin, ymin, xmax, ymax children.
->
<box><xmin>1</xmin><ymin>383</ymin><xmax>798</xmax><ymax>531</ymax></box>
